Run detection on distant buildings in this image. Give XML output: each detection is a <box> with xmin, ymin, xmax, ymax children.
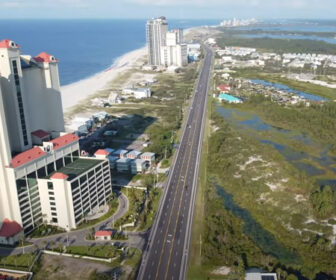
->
<box><xmin>122</xmin><ymin>87</ymin><xmax>152</xmax><ymax>99</ymax></box>
<box><xmin>146</xmin><ymin>17</ymin><xmax>188</xmax><ymax>68</ymax></box>
<box><xmin>0</xmin><ymin>39</ymin><xmax>112</xmax><ymax>233</ymax></box>
<box><xmin>220</xmin><ymin>18</ymin><xmax>258</xmax><ymax>27</ymax></box>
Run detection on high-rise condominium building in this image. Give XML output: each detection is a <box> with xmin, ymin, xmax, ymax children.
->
<box><xmin>146</xmin><ymin>16</ymin><xmax>168</xmax><ymax>66</ymax></box>
<box><xmin>0</xmin><ymin>39</ymin><xmax>112</xmax><ymax>234</ymax></box>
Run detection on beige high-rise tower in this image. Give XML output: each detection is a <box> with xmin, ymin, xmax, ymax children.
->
<box><xmin>146</xmin><ymin>16</ymin><xmax>168</xmax><ymax>66</ymax></box>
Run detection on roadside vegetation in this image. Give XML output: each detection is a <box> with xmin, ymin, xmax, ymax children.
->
<box><xmin>115</xmin><ymin>187</ymin><xmax>162</xmax><ymax>231</ymax></box>
<box><xmin>190</xmin><ymin>98</ymin><xmax>336</xmax><ymax>279</ymax></box>
<box><xmin>0</xmin><ymin>252</ymin><xmax>37</xmax><ymax>271</ymax></box>
<box><xmin>76</xmin><ymin>193</ymin><xmax>119</xmax><ymax>230</ymax></box>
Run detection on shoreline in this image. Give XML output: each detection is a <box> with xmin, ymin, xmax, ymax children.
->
<box><xmin>60</xmin><ymin>26</ymin><xmax>202</xmax><ymax>113</ymax></box>
<box><xmin>61</xmin><ymin>46</ymin><xmax>147</xmax><ymax>111</ymax></box>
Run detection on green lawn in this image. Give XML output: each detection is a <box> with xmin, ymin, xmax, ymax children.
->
<box><xmin>65</xmin><ymin>245</ymin><xmax>120</xmax><ymax>259</ymax></box>
<box><xmin>0</xmin><ymin>252</ymin><xmax>37</xmax><ymax>271</ymax></box>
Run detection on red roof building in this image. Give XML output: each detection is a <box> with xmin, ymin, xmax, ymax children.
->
<box><xmin>94</xmin><ymin>149</ymin><xmax>110</xmax><ymax>156</ymax></box>
<box><xmin>50</xmin><ymin>134</ymin><xmax>79</xmax><ymax>150</ymax></box>
<box><xmin>0</xmin><ymin>219</ymin><xmax>23</xmax><ymax>238</ymax></box>
<box><xmin>31</xmin><ymin>129</ymin><xmax>50</xmax><ymax>139</ymax></box>
<box><xmin>11</xmin><ymin>147</ymin><xmax>46</xmax><ymax>168</ymax></box>
<box><xmin>217</xmin><ymin>84</ymin><xmax>231</xmax><ymax>92</ymax></box>
<box><xmin>94</xmin><ymin>230</ymin><xmax>112</xmax><ymax>237</ymax></box>
<box><xmin>50</xmin><ymin>172</ymin><xmax>69</xmax><ymax>180</ymax></box>
<box><xmin>34</xmin><ymin>52</ymin><xmax>58</xmax><ymax>63</ymax></box>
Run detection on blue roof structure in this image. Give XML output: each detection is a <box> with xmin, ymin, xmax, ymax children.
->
<box><xmin>218</xmin><ymin>93</ymin><xmax>242</xmax><ymax>103</ymax></box>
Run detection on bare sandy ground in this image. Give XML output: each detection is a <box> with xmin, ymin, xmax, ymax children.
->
<box><xmin>61</xmin><ymin>47</ymin><xmax>147</xmax><ymax>111</ymax></box>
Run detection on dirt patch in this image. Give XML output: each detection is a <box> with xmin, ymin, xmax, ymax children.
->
<box><xmin>34</xmin><ymin>254</ymin><xmax>116</xmax><ymax>280</ymax></box>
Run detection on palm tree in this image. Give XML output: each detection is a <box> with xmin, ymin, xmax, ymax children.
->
<box><xmin>42</xmin><ymin>240</ymin><xmax>47</xmax><ymax>250</ymax></box>
<box><xmin>20</xmin><ymin>236</ymin><xmax>26</xmax><ymax>254</ymax></box>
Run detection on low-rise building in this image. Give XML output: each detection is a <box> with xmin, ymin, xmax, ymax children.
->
<box><xmin>245</xmin><ymin>270</ymin><xmax>277</xmax><ymax>280</ymax></box>
<box><xmin>126</xmin><ymin>150</ymin><xmax>142</xmax><ymax>160</ymax></box>
<box><xmin>31</xmin><ymin>129</ymin><xmax>51</xmax><ymax>145</ymax></box>
<box><xmin>116</xmin><ymin>158</ymin><xmax>131</xmax><ymax>172</ymax></box>
<box><xmin>122</xmin><ymin>88</ymin><xmax>152</xmax><ymax>99</ymax></box>
<box><xmin>218</xmin><ymin>93</ymin><xmax>242</xmax><ymax>103</ymax></box>
<box><xmin>131</xmin><ymin>159</ymin><xmax>147</xmax><ymax>174</ymax></box>
<box><xmin>140</xmin><ymin>152</ymin><xmax>156</xmax><ymax>163</ymax></box>
<box><xmin>94</xmin><ymin>230</ymin><xmax>112</xmax><ymax>241</ymax></box>
<box><xmin>108</xmin><ymin>156</ymin><xmax>118</xmax><ymax>169</ymax></box>
<box><xmin>0</xmin><ymin>218</ymin><xmax>24</xmax><ymax>246</ymax></box>
<box><xmin>113</xmin><ymin>149</ymin><xmax>128</xmax><ymax>159</ymax></box>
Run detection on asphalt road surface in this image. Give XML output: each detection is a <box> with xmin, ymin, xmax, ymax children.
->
<box><xmin>137</xmin><ymin>45</ymin><xmax>213</xmax><ymax>280</ymax></box>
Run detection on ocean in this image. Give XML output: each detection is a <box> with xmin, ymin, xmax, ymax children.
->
<box><xmin>0</xmin><ymin>19</ymin><xmax>219</xmax><ymax>85</ymax></box>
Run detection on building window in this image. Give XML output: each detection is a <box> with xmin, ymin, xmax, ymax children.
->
<box><xmin>50</xmin><ymin>202</ymin><xmax>56</xmax><ymax>206</ymax></box>
<box><xmin>51</xmin><ymin>212</ymin><xmax>57</xmax><ymax>217</ymax></box>
<box><xmin>49</xmin><ymin>197</ymin><xmax>55</xmax><ymax>201</ymax></box>
<box><xmin>37</xmin><ymin>167</ymin><xmax>47</xmax><ymax>178</ymax></box>
<box><xmin>48</xmin><ymin>191</ymin><xmax>54</xmax><ymax>196</ymax></box>
<box><xmin>80</xmin><ymin>175</ymin><xmax>87</xmax><ymax>185</ymax></box>
<box><xmin>48</xmin><ymin>182</ymin><xmax>54</xmax><ymax>190</ymax></box>
<box><xmin>52</xmin><ymin>218</ymin><xmax>58</xmax><ymax>223</ymax></box>
<box><xmin>16</xmin><ymin>178</ymin><xmax>27</xmax><ymax>194</ymax></box>
<box><xmin>47</xmin><ymin>162</ymin><xmax>55</xmax><ymax>175</ymax></box>
<box><xmin>27</xmin><ymin>172</ymin><xmax>37</xmax><ymax>187</ymax></box>
<box><xmin>72</xmin><ymin>150</ymin><xmax>79</xmax><ymax>159</ymax></box>
<box><xmin>71</xmin><ymin>180</ymin><xmax>79</xmax><ymax>190</ymax></box>
<box><xmin>64</xmin><ymin>154</ymin><xmax>72</xmax><ymax>165</ymax></box>
<box><xmin>56</xmin><ymin>158</ymin><xmax>64</xmax><ymax>170</ymax></box>
<box><xmin>12</xmin><ymin>60</ymin><xmax>29</xmax><ymax>146</ymax></box>
<box><xmin>51</xmin><ymin>207</ymin><xmax>56</xmax><ymax>211</ymax></box>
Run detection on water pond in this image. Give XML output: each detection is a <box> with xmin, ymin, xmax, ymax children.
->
<box><xmin>216</xmin><ymin>106</ymin><xmax>336</xmax><ymax>186</ymax></box>
<box><xmin>250</xmin><ymin>79</ymin><xmax>326</xmax><ymax>102</ymax></box>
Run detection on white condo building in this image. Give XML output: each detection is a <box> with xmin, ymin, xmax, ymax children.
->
<box><xmin>0</xmin><ymin>39</ymin><xmax>112</xmax><ymax>234</ymax></box>
<box><xmin>146</xmin><ymin>16</ymin><xmax>168</xmax><ymax>66</ymax></box>
<box><xmin>161</xmin><ymin>44</ymin><xmax>188</xmax><ymax>67</ymax></box>
<box><xmin>161</xmin><ymin>29</ymin><xmax>188</xmax><ymax>67</ymax></box>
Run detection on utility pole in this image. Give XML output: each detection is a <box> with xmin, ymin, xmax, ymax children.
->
<box><xmin>200</xmin><ymin>234</ymin><xmax>202</xmax><ymax>257</ymax></box>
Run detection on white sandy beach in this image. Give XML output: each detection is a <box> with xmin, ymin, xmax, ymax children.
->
<box><xmin>61</xmin><ymin>46</ymin><xmax>147</xmax><ymax>111</ymax></box>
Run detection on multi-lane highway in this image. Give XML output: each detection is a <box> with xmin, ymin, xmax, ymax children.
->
<box><xmin>137</xmin><ymin>45</ymin><xmax>213</xmax><ymax>280</ymax></box>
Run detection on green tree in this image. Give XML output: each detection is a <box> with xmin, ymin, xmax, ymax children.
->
<box><xmin>310</xmin><ymin>185</ymin><xmax>336</xmax><ymax>218</ymax></box>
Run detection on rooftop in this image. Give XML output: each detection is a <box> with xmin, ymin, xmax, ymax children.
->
<box><xmin>31</xmin><ymin>129</ymin><xmax>50</xmax><ymax>139</ymax></box>
<box><xmin>34</xmin><ymin>52</ymin><xmax>58</xmax><ymax>63</ymax></box>
<box><xmin>219</xmin><ymin>93</ymin><xmax>242</xmax><ymax>103</ymax></box>
<box><xmin>0</xmin><ymin>39</ymin><xmax>19</xmax><ymax>49</ymax></box>
<box><xmin>11</xmin><ymin>147</ymin><xmax>46</xmax><ymax>168</ymax></box>
<box><xmin>50</xmin><ymin>134</ymin><xmax>79</xmax><ymax>150</ymax></box>
<box><xmin>0</xmin><ymin>218</ymin><xmax>23</xmax><ymax>238</ymax></box>
<box><xmin>114</xmin><ymin>149</ymin><xmax>128</xmax><ymax>155</ymax></box>
<box><xmin>95</xmin><ymin>149</ymin><xmax>110</xmax><ymax>156</ymax></box>
<box><xmin>94</xmin><ymin>230</ymin><xmax>112</xmax><ymax>237</ymax></box>
<box><xmin>47</xmin><ymin>158</ymin><xmax>104</xmax><ymax>181</ymax></box>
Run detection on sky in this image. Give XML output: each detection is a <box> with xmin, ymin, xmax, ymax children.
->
<box><xmin>0</xmin><ymin>0</ymin><xmax>335</xmax><ymax>20</ymax></box>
